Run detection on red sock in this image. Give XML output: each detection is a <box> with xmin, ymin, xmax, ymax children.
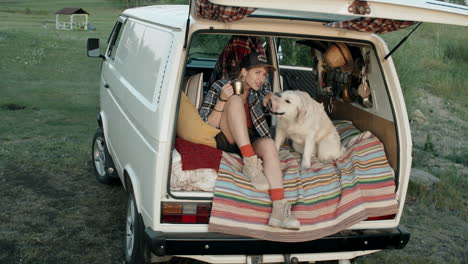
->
<box><xmin>240</xmin><ymin>144</ymin><xmax>255</xmax><ymax>157</ymax></box>
<box><xmin>270</xmin><ymin>188</ymin><xmax>284</xmax><ymax>201</ymax></box>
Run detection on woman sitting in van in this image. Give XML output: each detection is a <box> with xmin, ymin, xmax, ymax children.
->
<box><xmin>199</xmin><ymin>52</ymin><xmax>300</xmax><ymax>230</ymax></box>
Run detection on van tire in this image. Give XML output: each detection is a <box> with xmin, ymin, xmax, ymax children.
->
<box><xmin>125</xmin><ymin>184</ymin><xmax>151</xmax><ymax>264</ymax></box>
<box><xmin>92</xmin><ymin>127</ymin><xmax>118</xmax><ymax>185</ymax></box>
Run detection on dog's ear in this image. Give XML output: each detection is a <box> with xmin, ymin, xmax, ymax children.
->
<box><xmin>295</xmin><ymin>107</ymin><xmax>307</xmax><ymax>123</ymax></box>
<box><xmin>294</xmin><ymin>94</ymin><xmax>307</xmax><ymax>123</ymax></box>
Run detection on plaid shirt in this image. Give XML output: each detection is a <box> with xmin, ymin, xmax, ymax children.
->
<box><xmin>326</xmin><ymin>17</ymin><xmax>416</xmax><ymax>34</ymax></box>
<box><xmin>199</xmin><ymin>80</ymin><xmax>272</xmax><ymax>138</ymax></box>
<box><xmin>195</xmin><ymin>0</ymin><xmax>256</xmax><ymax>23</ymax></box>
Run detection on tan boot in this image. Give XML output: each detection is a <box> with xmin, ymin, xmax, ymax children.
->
<box><xmin>268</xmin><ymin>199</ymin><xmax>300</xmax><ymax>230</ymax></box>
<box><xmin>242</xmin><ymin>155</ymin><xmax>270</xmax><ymax>191</ymax></box>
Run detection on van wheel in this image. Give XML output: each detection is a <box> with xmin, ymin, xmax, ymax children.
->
<box><xmin>92</xmin><ymin>127</ymin><xmax>118</xmax><ymax>184</ymax></box>
<box><xmin>125</xmin><ymin>186</ymin><xmax>151</xmax><ymax>264</ymax></box>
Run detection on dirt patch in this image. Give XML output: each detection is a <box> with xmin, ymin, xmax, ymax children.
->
<box><xmin>1</xmin><ymin>103</ymin><xmax>27</xmax><ymax>111</ymax></box>
<box><xmin>2</xmin><ymin>164</ymin><xmax>73</xmax><ymax>200</ymax></box>
<box><xmin>410</xmin><ymin>92</ymin><xmax>467</xmax><ymax>163</ymax></box>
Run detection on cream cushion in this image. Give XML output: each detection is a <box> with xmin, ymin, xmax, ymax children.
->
<box><xmin>183</xmin><ymin>72</ymin><xmax>204</xmax><ymax>109</ymax></box>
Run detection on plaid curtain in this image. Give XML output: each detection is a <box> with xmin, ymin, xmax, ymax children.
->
<box><xmin>326</xmin><ymin>17</ymin><xmax>416</xmax><ymax>34</ymax></box>
<box><xmin>209</xmin><ymin>36</ymin><xmax>266</xmax><ymax>85</ymax></box>
<box><xmin>195</xmin><ymin>0</ymin><xmax>256</xmax><ymax>22</ymax></box>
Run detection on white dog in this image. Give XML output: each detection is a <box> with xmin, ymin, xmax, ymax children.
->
<box><xmin>274</xmin><ymin>90</ymin><xmax>344</xmax><ymax>168</ymax></box>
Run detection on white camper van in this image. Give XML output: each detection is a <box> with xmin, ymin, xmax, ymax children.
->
<box><xmin>87</xmin><ymin>1</ymin><xmax>467</xmax><ymax>263</ymax></box>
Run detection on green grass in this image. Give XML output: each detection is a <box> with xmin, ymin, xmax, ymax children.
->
<box><xmin>381</xmin><ymin>23</ymin><xmax>468</xmax><ymax>108</ymax></box>
<box><xmin>0</xmin><ymin>1</ymin><xmax>467</xmax><ymax>264</ymax></box>
<box><xmin>0</xmin><ymin>2</ymin><xmax>127</xmax><ymax>263</ymax></box>
<box><xmin>447</xmin><ymin>148</ymin><xmax>468</xmax><ymax>165</ymax></box>
<box><xmin>380</xmin><ymin>26</ymin><xmax>468</xmax><ymax>253</ymax></box>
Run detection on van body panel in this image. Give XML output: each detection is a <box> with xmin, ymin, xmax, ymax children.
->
<box><xmin>90</xmin><ymin>3</ymin><xmax>432</xmax><ymax>262</ymax></box>
<box><xmin>209</xmin><ymin>0</ymin><xmax>468</xmax><ymax>26</ymax></box>
<box><xmin>123</xmin><ymin>5</ymin><xmax>188</xmax><ymax>30</ymax></box>
<box><xmin>144</xmin><ymin>227</ymin><xmax>410</xmax><ymax>259</ymax></box>
<box><xmin>147</xmin><ymin>27</ymin><xmax>187</xmax><ymax>229</ymax></box>
<box><xmin>366</xmin><ymin>41</ymin><xmax>413</xmax><ymax>227</ymax></box>
<box><xmin>100</xmin><ymin>16</ymin><xmax>181</xmax><ymax>225</ymax></box>
<box><xmin>100</xmin><ymin>63</ymin><xmax>126</xmax><ymax>175</ymax></box>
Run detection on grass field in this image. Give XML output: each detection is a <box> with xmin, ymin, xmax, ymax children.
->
<box><xmin>1</xmin><ymin>1</ymin><xmax>467</xmax><ymax>263</ymax></box>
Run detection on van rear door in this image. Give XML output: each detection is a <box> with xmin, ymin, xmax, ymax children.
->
<box><xmin>205</xmin><ymin>0</ymin><xmax>468</xmax><ymax>26</ymax></box>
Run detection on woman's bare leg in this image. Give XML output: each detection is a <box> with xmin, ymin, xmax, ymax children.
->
<box><xmin>253</xmin><ymin>138</ymin><xmax>283</xmax><ymax>189</ymax></box>
<box><xmin>254</xmin><ymin>138</ymin><xmax>300</xmax><ymax>230</ymax></box>
<box><xmin>219</xmin><ymin>95</ymin><xmax>250</xmax><ymax>146</ymax></box>
<box><xmin>219</xmin><ymin>95</ymin><xmax>269</xmax><ymax>191</ymax></box>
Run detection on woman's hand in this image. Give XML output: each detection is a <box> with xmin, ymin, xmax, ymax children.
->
<box><xmin>263</xmin><ymin>92</ymin><xmax>278</xmax><ymax>112</ymax></box>
<box><xmin>219</xmin><ymin>81</ymin><xmax>234</xmax><ymax>101</ymax></box>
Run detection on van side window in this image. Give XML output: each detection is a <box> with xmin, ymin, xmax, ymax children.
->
<box><xmin>277</xmin><ymin>38</ymin><xmax>313</xmax><ymax>68</ymax></box>
<box><xmin>276</xmin><ymin>38</ymin><xmax>318</xmax><ymax>98</ymax></box>
<box><xmin>106</xmin><ymin>21</ymin><xmax>125</xmax><ymax>60</ymax></box>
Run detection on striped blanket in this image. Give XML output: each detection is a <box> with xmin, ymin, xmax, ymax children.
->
<box><xmin>208</xmin><ymin>121</ymin><xmax>399</xmax><ymax>242</ymax></box>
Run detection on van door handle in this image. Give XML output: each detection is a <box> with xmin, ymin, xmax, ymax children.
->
<box><xmin>104</xmin><ymin>83</ymin><xmax>110</xmax><ymax>89</ymax></box>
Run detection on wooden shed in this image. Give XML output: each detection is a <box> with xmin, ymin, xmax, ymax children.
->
<box><xmin>55</xmin><ymin>8</ymin><xmax>89</xmax><ymax>31</ymax></box>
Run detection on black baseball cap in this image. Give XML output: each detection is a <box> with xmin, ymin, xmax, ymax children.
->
<box><xmin>239</xmin><ymin>52</ymin><xmax>276</xmax><ymax>72</ymax></box>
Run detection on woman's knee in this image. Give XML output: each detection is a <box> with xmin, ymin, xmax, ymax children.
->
<box><xmin>225</xmin><ymin>95</ymin><xmax>243</xmax><ymax>109</ymax></box>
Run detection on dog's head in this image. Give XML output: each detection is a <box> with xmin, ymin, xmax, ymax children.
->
<box><xmin>275</xmin><ymin>90</ymin><xmax>311</xmax><ymax>123</ymax></box>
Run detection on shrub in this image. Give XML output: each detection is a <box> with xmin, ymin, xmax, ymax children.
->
<box><xmin>423</xmin><ymin>134</ymin><xmax>435</xmax><ymax>153</ymax></box>
<box><xmin>444</xmin><ymin>40</ymin><xmax>468</xmax><ymax>62</ymax></box>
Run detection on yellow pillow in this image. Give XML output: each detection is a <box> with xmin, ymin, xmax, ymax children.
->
<box><xmin>177</xmin><ymin>93</ymin><xmax>220</xmax><ymax>148</ymax></box>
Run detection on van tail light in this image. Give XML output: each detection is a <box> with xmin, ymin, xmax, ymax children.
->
<box><xmin>366</xmin><ymin>214</ymin><xmax>396</xmax><ymax>221</ymax></box>
<box><xmin>161</xmin><ymin>203</ymin><xmax>211</xmax><ymax>224</ymax></box>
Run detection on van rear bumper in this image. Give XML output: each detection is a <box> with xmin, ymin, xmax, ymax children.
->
<box><xmin>144</xmin><ymin>227</ymin><xmax>410</xmax><ymax>256</ymax></box>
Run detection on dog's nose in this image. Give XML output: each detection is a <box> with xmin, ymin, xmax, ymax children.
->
<box><xmin>274</xmin><ymin>92</ymin><xmax>282</xmax><ymax>97</ymax></box>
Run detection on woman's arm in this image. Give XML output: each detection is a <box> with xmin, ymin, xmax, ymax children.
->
<box><xmin>199</xmin><ymin>80</ymin><xmax>232</xmax><ymax>128</ymax></box>
<box><xmin>206</xmin><ymin>101</ymin><xmax>225</xmax><ymax>128</ymax></box>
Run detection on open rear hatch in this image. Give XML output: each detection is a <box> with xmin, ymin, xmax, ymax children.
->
<box><xmin>200</xmin><ymin>0</ymin><xmax>468</xmax><ymax>26</ymax></box>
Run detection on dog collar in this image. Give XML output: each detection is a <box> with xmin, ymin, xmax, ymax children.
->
<box><xmin>270</xmin><ymin>111</ymin><xmax>285</xmax><ymax>116</ymax></box>
<box><xmin>265</xmin><ymin>104</ymin><xmax>285</xmax><ymax>115</ymax></box>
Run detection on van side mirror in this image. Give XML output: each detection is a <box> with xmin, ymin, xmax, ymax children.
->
<box><xmin>87</xmin><ymin>38</ymin><xmax>105</xmax><ymax>59</ymax></box>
